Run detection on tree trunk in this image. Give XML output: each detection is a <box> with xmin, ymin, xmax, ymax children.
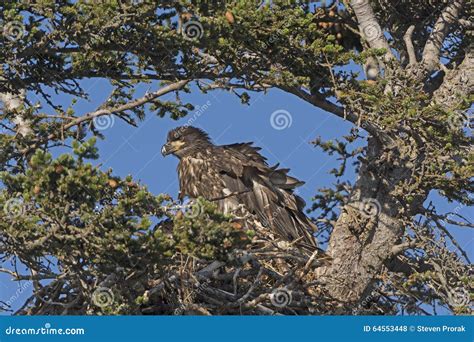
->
<box><xmin>320</xmin><ymin>137</ymin><xmax>416</xmax><ymax>304</ymax></box>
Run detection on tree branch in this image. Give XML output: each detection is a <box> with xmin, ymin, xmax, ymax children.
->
<box><xmin>422</xmin><ymin>0</ymin><xmax>465</xmax><ymax>73</ymax></box>
<box><xmin>403</xmin><ymin>25</ymin><xmax>417</xmax><ymax>66</ymax></box>
<box><xmin>431</xmin><ymin>217</ymin><xmax>471</xmax><ymax>263</ymax></box>
<box><xmin>20</xmin><ymin>80</ymin><xmax>189</xmax><ymax>154</ymax></box>
<box><xmin>278</xmin><ymin>85</ymin><xmax>380</xmax><ymax>137</ymax></box>
<box><xmin>391</xmin><ymin>241</ymin><xmax>417</xmax><ymax>256</ymax></box>
<box><xmin>350</xmin><ymin>0</ymin><xmax>396</xmax><ymax>62</ymax></box>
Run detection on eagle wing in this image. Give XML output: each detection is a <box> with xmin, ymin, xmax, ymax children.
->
<box><xmin>218</xmin><ymin>143</ymin><xmax>317</xmax><ymax>248</ymax></box>
<box><xmin>177</xmin><ymin>142</ymin><xmax>317</xmax><ymax>248</ymax></box>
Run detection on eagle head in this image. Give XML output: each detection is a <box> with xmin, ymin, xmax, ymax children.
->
<box><xmin>161</xmin><ymin>126</ymin><xmax>212</xmax><ymax>158</ymax></box>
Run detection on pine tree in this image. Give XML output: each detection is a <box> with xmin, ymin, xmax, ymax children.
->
<box><xmin>0</xmin><ymin>1</ymin><xmax>472</xmax><ymax>315</ymax></box>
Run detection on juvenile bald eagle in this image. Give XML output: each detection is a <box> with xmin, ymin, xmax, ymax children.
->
<box><xmin>161</xmin><ymin>126</ymin><xmax>317</xmax><ymax>249</ymax></box>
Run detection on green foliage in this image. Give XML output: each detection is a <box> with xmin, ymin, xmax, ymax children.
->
<box><xmin>1</xmin><ymin>145</ymin><xmax>166</xmax><ymax>276</ymax></box>
<box><xmin>72</xmin><ymin>138</ymin><xmax>99</xmax><ymax>160</ymax></box>
<box><xmin>171</xmin><ymin>198</ymin><xmax>252</xmax><ymax>260</ymax></box>
<box><xmin>0</xmin><ymin>0</ymin><xmax>471</xmax><ymax>315</ymax></box>
<box><xmin>0</xmin><ymin>144</ymin><xmax>248</xmax><ymax>313</ymax></box>
<box><xmin>338</xmin><ymin>73</ymin><xmax>473</xmax><ymax>205</ymax></box>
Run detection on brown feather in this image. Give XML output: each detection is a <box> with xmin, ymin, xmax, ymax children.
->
<box><xmin>166</xmin><ymin>126</ymin><xmax>318</xmax><ymax>248</ymax></box>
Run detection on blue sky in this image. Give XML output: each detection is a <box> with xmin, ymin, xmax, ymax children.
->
<box><xmin>1</xmin><ymin>78</ymin><xmax>472</xmax><ymax>315</ymax></box>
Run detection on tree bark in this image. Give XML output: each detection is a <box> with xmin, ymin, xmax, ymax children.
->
<box><xmin>433</xmin><ymin>49</ymin><xmax>473</xmax><ymax>107</ymax></box>
<box><xmin>318</xmin><ymin>1</ymin><xmax>469</xmax><ymax>305</ymax></box>
<box><xmin>422</xmin><ymin>0</ymin><xmax>465</xmax><ymax>73</ymax></box>
<box><xmin>350</xmin><ymin>0</ymin><xmax>396</xmax><ymax>62</ymax></box>
<box><xmin>320</xmin><ymin>137</ymin><xmax>410</xmax><ymax>304</ymax></box>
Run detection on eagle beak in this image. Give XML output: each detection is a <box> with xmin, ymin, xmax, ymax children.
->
<box><xmin>161</xmin><ymin>144</ymin><xmax>169</xmax><ymax>156</ymax></box>
<box><xmin>161</xmin><ymin>141</ymin><xmax>185</xmax><ymax>156</ymax></box>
